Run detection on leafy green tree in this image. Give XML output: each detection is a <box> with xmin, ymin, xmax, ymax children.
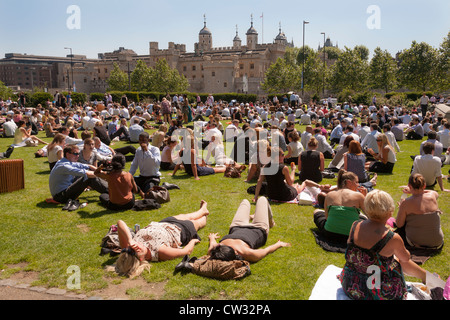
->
<box><xmin>397</xmin><ymin>41</ymin><xmax>440</xmax><ymax>92</ymax></box>
<box><xmin>131</xmin><ymin>60</ymin><xmax>151</xmax><ymax>91</ymax></box>
<box><xmin>0</xmin><ymin>81</ymin><xmax>13</xmax><ymax>100</ymax></box>
<box><xmin>261</xmin><ymin>57</ymin><xmax>301</xmax><ymax>94</ymax></box>
<box><xmin>107</xmin><ymin>62</ymin><xmax>129</xmax><ymax>91</ymax></box>
<box><xmin>437</xmin><ymin>32</ymin><xmax>450</xmax><ymax>91</ymax></box>
<box><xmin>354</xmin><ymin>45</ymin><xmax>370</xmax><ymax>61</ymax></box>
<box><xmin>148</xmin><ymin>59</ymin><xmax>189</xmax><ymax>94</ymax></box>
<box><xmin>303</xmin><ymin>50</ymin><xmax>329</xmax><ymax>96</ymax></box>
<box><xmin>322</xmin><ymin>46</ymin><xmax>341</xmax><ymax>60</ymax></box>
<box><xmin>329</xmin><ymin>47</ymin><xmax>369</xmax><ymax>93</ymax></box>
<box><xmin>369</xmin><ymin>47</ymin><xmax>398</xmax><ymax>93</ymax></box>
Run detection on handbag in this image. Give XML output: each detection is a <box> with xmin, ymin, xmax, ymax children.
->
<box><xmin>145</xmin><ymin>186</ymin><xmax>170</xmax><ymax>204</ymax></box>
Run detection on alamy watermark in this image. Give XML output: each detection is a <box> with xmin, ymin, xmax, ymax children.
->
<box><xmin>66</xmin><ymin>265</ymin><xmax>81</xmax><ymax>290</ymax></box>
<box><xmin>366</xmin><ymin>5</ymin><xmax>381</xmax><ymax>30</ymax></box>
<box><xmin>66</xmin><ymin>5</ymin><xmax>81</xmax><ymax>30</ymax></box>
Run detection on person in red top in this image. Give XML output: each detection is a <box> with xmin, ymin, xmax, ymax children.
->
<box><xmin>95</xmin><ymin>153</ymin><xmax>141</xmax><ymax>211</ymax></box>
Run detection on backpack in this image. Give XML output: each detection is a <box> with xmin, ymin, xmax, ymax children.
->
<box><xmin>99</xmin><ymin>224</ymin><xmax>135</xmax><ymax>257</ymax></box>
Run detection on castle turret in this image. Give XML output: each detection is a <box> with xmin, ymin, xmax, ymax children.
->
<box><xmin>246</xmin><ymin>15</ymin><xmax>258</xmax><ymax>50</ymax></box>
<box><xmin>198</xmin><ymin>15</ymin><xmax>212</xmax><ymax>52</ymax></box>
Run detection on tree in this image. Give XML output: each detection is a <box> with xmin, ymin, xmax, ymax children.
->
<box><xmin>107</xmin><ymin>63</ymin><xmax>129</xmax><ymax>91</ymax></box>
<box><xmin>303</xmin><ymin>50</ymin><xmax>329</xmax><ymax>96</ymax></box>
<box><xmin>369</xmin><ymin>47</ymin><xmax>398</xmax><ymax>93</ymax></box>
<box><xmin>261</xmin><ymin>57</ymin><xmax>301</xmax><ymax>94</ymax></box>
<box><xmin>131</xmin><ymin>60</ymin><xmax>152</xmax><ymax>91</ymax></box>
<box><xmin>436</xmin><ymin>32</ymin><xmax>450</xmax><ymax>91</ymax></box>
<box><xmin>0</xmin><ymin>81</ymin><xmax>13</xmax><ymax>100</ymax></box>
<box><xmin>397</xmin><ymin>41</ymin><xmax>440</xmax><ymax>92</ymax></box>
<box><xmin>354</xmin><ymin>45</ymin><xmax>370</xmax><ymax>62</ymax></box>
<box><xmin>329</xmin><ymin>46</ymin><xmax>369</xmax><ymax>93</ymax></box>
<box><xmin>148</xmin><ymin>59</ymin><xmax>189</xmax><ymax>94</ymax></box>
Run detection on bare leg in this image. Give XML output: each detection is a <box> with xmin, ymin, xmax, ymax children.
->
<box><xmin>172</xmin><ymin>200</ymin><xmax>209</xmax><ymax>231</ymax></box>
<box><xmin>117</xmin><ymin>220</ymin><xmax>133</xmax><ymax>249</ymax></box>
<box><xmin>213</xmin><ymin>166</ymin><xmax>227</xmax><ymax>173</ymax></box>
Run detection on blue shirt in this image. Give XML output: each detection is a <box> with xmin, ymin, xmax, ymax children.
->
<box><xmin>128</xmin><ymin>124</ymin><xmax>144</xmax><ymax>142</ymax></box>
<box><xmin>129</xmin><ymin>145</ymin><xmax>161</xmax><ymax>177</ymax></box>
<box><xmin>49</xmin><ymin>158</ymin><xmax>89</xmax><ymax>196</ymax></box>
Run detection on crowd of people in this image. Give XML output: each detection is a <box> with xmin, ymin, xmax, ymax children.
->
<box><xmin>1</xmin><ymin>91</ymin><xmax>449</xmax><ymax>299</ymax></box>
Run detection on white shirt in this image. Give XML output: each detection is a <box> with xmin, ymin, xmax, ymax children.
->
<box><xmin>411</xmin><ymin>154</ymin><xmax>442</xmax><ymax>186</ymax></box>
<box><xmin>2</xmin><ymin>120</ymin><xmax>17</xmax><ymax>137</ymax></box>
<box><xmin>437</xmin><ymin>129</ymin><xmax>450</xmax><ymax>149</ymax></box>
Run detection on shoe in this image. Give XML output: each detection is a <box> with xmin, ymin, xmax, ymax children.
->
<box><xmin>162</xmin><ymin>182</ymin><xmax>180</xmax><ymax>190</ymax></box>
<box><xmin>174</xmin><ymin>255</ymin><xmax>193</xmax><ymax>274</ymax></box>
<box><xmin>4</xmin><ymin>146</ymin><xmax>14</xmax><ymax>158</ymax></box>
<box><xmin>68</xmin><ymin>199</ymin><xmax>80</xmax><ymax>211</ymax></box>
<box><xmin>62</xmin><ymin>199</ymin><xmax>73</xmax><ymax>211</ymax></box>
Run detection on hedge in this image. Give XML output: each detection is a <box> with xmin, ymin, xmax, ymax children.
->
<box><xmin>89</xmin><ymin>91</ymin><xmax>258</xmax><ymax>105</ymax></box>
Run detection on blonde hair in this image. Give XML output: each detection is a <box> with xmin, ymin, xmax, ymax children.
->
<box><xmin>106</xmin><ymin>252</ymin><xmax>151</xmax><ymax>279</ymax></box>
<box><xmin>364</xmin><ymin>189</ymin><xmax>395</xmax><ymax>222</ymax></box>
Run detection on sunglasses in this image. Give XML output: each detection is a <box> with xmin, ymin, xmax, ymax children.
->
<box><xmin>70</xmin><ymin>152</ymin><xmax>80</xmax><ymax>156</ymax></box>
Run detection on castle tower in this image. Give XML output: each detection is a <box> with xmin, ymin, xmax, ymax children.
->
<box><xmin>198</xmin><ymin>15</ymin><xmax>212</xmax><ymax>52</ymax></box>
<box><xmin>246</xmin><ymin>15</ymin><xmax>258</xmax><ymax>50</ymax></box>
<box><xmin>274</xmin><ymin>22</ymin><xmax>287</xmax><ymax>45</ymax></box>
<box><xmin>233</xmin><ymin>25</ymin><xmax>242</xmax><ymax>49</ymax></box>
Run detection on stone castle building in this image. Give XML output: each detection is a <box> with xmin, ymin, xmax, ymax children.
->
<box><xmin>0</xmin><ymin>17</ymin><xmax>293</xmax><ymax>96</ymax></box>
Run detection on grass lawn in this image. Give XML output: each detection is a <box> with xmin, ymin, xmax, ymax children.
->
<box><xmin>0</xmin><ymin>121</ymin><xmax>449</xmax><ymax>300</ymax></box>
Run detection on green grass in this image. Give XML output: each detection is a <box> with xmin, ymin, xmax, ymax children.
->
<box><xmin>0</xmin><ymin>121</ymin><xmax>449</xmax><ymax>300</ymax></box>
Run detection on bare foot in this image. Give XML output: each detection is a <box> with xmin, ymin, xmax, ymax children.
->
<box><xmin>199</xmin><ymin>200</ymin><xmax>209</xmax><ymax>216</ymax></box>
<box><xmin>370</xmin><ymin>173</ymin><xmax>378</xmax><ymax>186</ymax></box>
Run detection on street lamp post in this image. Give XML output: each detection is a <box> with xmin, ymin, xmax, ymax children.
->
<box><xmin>321</xmin><ymin>32</ymin><xmax>326</xmax><ymax>97</ymax></box>
<box><xmin>64</xmin><ymin>47</ymin><xmax>73</xmax><ymax>91</ymax></box>
<box><xmin>302</xmin><ymin>20</ymin><xmax>309</xmax><ymax>98</ymax></box>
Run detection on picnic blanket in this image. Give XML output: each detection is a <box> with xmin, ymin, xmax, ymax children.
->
<box><xmin>309</xmin><ymin>265</ymin><xmax>447</xmax><ymax>300</ymax></box>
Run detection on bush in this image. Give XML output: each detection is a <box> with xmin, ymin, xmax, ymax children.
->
<box><xmin>30</xmin><ymin>92</ymin><xmax>53</xmax><ymax>108</ymax></box>
<box><xmin>89</xmin><ymin>92</ymin><xmax>105</xmax><ymax>102</ymax></box>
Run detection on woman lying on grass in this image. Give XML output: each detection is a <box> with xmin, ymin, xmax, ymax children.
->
<box><xmin>109</xmin><ymin>200</ymin><xmax>209</xmax><ymax>278</ymax></box>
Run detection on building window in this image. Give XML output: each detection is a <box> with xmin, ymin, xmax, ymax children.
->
<box><xmin>212</xmin><ymin>71</ymin><xmax>215</xmax><ymax>77</ymax></box>
<box><xmin>250</xmin><ymin>63</ymin><xmax>255</xmax><ymax>69</ymax></box>
<box><xmin>192</xmin><ymin>65</ymin><xmax>196</xmax><ymax>71</ymax></box>
<box><xmin>183</xmin><ymin>66</ymin><xmax>187</xmax><ymax>71</ymax></box>
<box><xmin>240</xmin><ymin>64</ymin><xmax>244</xmax><ymax>70</ymax></box>
<box><xmin>224</xmin><ymin>82</ymin><xmax>227</xmax><ymax>88</ymax></box>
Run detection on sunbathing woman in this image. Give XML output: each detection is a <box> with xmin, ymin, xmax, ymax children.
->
<box><xmin>207</xmin><ymin>197</ymin><xmax>290</xmax><ymax>263</ymax></box>
<box><xmin>339</xmin><ymin>190</ymin><xmax>429</xmax><ymax>300</ymax></box>
<box><xmin>395</xmin><ymin>173</ymin><xmax>444</xmax><ymax>249</ymax></box>
<box><xmin>253</xmin><ymin>146</ymin><xmax>301</xmax><ymax>202</ymax></box>
<box><xmin>111</xmin><ymin>200</ymin><xmax>210</xmax><ymax>278</ymax></box>
<box><xmin>313</xmin><ymin>169</ymin><xmax>367</xmax><ymax>243</ymax></box>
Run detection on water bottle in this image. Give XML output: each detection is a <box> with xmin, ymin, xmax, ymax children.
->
<box><xmin>134</xmin><ymin>224</ymin><xmax>140</xmax><ymax>233</ymax></box>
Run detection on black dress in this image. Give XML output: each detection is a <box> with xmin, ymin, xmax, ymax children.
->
<box><xmin>299</xmin><ymin>150</ymin><xmax>322</xmax><ymax>183</ymax></box>
<box><xmin>263</xmin><ymin>163</ymin><xmax>298</xmax><ymax>201</ymax></box>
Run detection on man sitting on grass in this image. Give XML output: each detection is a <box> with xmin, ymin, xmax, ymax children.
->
<box><xmin>49</xmin><ymin>144</ymin><xmax>108</xmax><ymax>211</ymax></box>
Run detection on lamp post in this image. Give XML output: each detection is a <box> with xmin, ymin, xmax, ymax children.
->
<box><xmin>321</xmin><ymin>32</ymin><xmax>326</xmax><ymax>97</ymax></box>
<box><xmin>64</xmin><ymin>47</ymin><xmax>73</xmax><ymax>91</ymax></box>
<box><xmin>302</xmin><ymin>20</ymin><xmax>309</xmax><ymax>98</ymax></box>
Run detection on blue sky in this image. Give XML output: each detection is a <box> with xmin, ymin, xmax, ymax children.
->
<box><xmin>0</xmin><ymin>0</ymin><xmax>448</xmax><ymax>59</ymax></box>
